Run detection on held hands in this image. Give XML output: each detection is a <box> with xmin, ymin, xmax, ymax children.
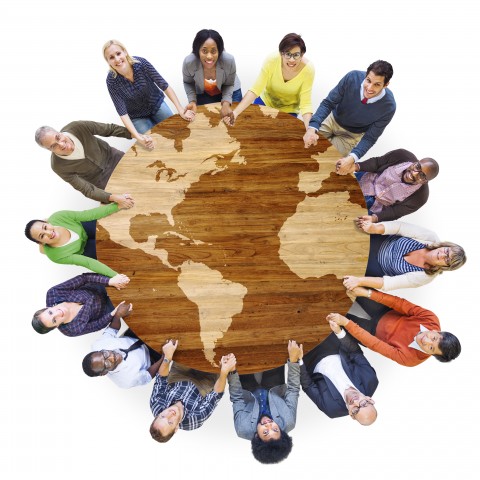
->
<box><xmin>111</xmin><ymin>300</ymin><xmax>133</xmax><ymax>318</ymax></box>
<box><xmin>184</xmin><ymin>102</ymin><xmax>197</xmax><ymax>119</ymax></box>
<box><xmin>162</xmin><ymin>339</ymin><xmax>178</xmax><ymax>361</ymax></box>
<box><xmin>223</xmin><ymin>110</ymin><xmax>237</xmax><ymax>126</ymax></box>
<box><xmin>288</xmin><ymin>340</ymin><xmax>303</xmax><ymax>363</ymax></box>
<box><xmin>108</xmin><ymin>274</ymin><xmax>130</xmax><ymax>290</ymax></box>
<box><xmin>326</xmin><ymin>312</ymin><xmax>348</xmax><ymax>327</ymax></box>
<box><xmin>220</xmin><ymin>353</ymin><xmax>237</xmax><ymax>374</ymax></box>
<box><xmin>328</xmin><ymin>318</ymin><xmax>342</xmax><ymax>334</ymax></box>
<box><xmin>136</xmin><ymin>134</ymin><xmax>155</xmax><ymax>151</ymax></box>
<box><xmin>180</xmin><ymin>106</ymin><xmax>196</xmax><ymax>122</ymax></box>
<box><xmin>303</xmin><ymin>129</ymin><xmax>319</xmax><ymax>148</ymax></box>
<box><xmin>335</xmin><ymin>156</ymin><xmax>355</xmax><ymax>175</ymax></box>
<box><xmin>111</xmin><ymin>193</ymin><xmax>135</xmax><ymax>210</ymax></box>
<box><xmin>354</xmin><ymin>216</ymin><xmax>382</xmax><ymax>234</ymax></box>
<box><xmin>343</xmin><ymin>275</ymin><xmax>362</xmax><ymax>290</ymax></box>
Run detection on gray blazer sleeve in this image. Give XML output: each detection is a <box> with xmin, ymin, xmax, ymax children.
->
<box><xmin>182</xmin><ymin>53</ymin><xmax>199</xmax><ymax>103</ymax></box>
<box><xmin>284</xmin><ymin>361</ymin><xmax>301</xmax><ymax>422</ymax></box>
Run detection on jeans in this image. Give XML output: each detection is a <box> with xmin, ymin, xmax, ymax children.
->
<box><xmin>131</xmin><ymin>99</ymin><xmax>173</xmax><ymax>133</ymax></box>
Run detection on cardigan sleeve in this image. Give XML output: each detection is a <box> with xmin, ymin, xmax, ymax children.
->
<box><xmin>370</xmin><ymin>290</ymin><xmax>439</xmax><ymax>320</ymax></box>
<box><xmin>381</xmin><ymin>221</ymin><xmax>441</xmax><ymax>244</ymax></box>
<box><xmin>52</xmin><ymin>253</ymin><xmax>117</xmax><ymax>277</ymax></box>
<box><xmin>68</xmin><ymin>202</ymin><xmax>120</xmax><ymax>222</ymax></box>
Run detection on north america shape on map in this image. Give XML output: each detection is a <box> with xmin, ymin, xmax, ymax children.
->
<box><xmin>97</xmin><ymin>104</ymin><xmax>369</xmax><ymax>373</ymax></box>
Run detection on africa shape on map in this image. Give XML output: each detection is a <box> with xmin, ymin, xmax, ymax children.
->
<box><xmin>97</xmin><ymin>104</ymin><xmax>368</xmax><ymax>373</ymax></box>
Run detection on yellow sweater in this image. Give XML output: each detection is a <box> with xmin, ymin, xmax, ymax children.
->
<box><xmin>250</xmin><ymin>53</ymin><xmax>315</xmax><ymax>115</ymax></box>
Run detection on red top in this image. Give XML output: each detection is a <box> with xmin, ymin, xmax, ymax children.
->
<box><xmin>345</xmin><ymin>291</ymin><xmax>440</xmax><ymax>367</ymax></box>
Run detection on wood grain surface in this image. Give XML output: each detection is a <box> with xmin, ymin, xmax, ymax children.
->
<box><xmin>97</xmin><ymin>103</ymin><xmax>368</xmax><ymax>373</ymax></box>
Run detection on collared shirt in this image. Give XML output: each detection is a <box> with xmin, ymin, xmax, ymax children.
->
<box><xmin>91</xmin><ymin>327</ymin><xmax>152</xmax><ymax>389</ymax></box>
<box><xmin>252</xmin><ymin>388</ymin><xmax>273</xmax><ymax>422</ymax></box>
<box><xmin>106</xmin><ymin>56</ymin><xmax>169</xmax><ymax>118</ymax></box>
<box><xmin>359</xmin><ymin>80</ymin><xmax>386</xmax><ymax>104</ymax></box>
<box><xmin>409</xmin><ymin>324</ymin><xmax>429</xmax><ymax>352</ymax></box>
<box><xmin>150</xmin><ymin>374</ymin><xmax>222</xmax><ymax>431</ymax></box>
<box><xmin>359</xmin><ymin>161</ymin><xmax>423</xmax><ymax>213</ymax></box>
<box><xmin>46</xmin><ymin>273</ymin><xmax>112</xmax><ymax>337</ymax></box>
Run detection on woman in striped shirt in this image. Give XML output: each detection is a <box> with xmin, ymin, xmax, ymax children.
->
<box><xmin>343</xmin><ymin>219</ymin><xmax>466</xmax><ymax>292</ymax></box>
<box><xmin>103</xmin><ymin>39</ymin><xmax>194</xmax><ymax>151</ymax></box>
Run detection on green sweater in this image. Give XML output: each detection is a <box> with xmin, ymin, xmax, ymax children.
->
<box><xmin>44</xmin><ymin>203</ymin><xmax>119</xmax><ymax>277</ymax></box>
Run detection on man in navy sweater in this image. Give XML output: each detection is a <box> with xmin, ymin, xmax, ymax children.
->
<box><xmin>303</xmin><ymin>60</ymin><xmax>395</xmax><ymax>175</ymax></box>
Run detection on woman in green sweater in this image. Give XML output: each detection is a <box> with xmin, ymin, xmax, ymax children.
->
<box><xmin>25</xmin><ymin>202</ymin><xmax>126</xmax><ymax>279</ymax></box>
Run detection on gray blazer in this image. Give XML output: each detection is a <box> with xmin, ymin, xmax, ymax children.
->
<box><xmin>227</xmin><ymin>361</ymin><xmax>300</xmax><ymax>440</ymax></box>
<box><xmin>182</xmin><ymin>52</ymin><xmax>241</xmax><ymax>104</ymax></box>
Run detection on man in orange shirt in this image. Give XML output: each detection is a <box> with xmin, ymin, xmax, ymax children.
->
<box><xmin>328</xmin><ymin>287</ymin><xmax>461</xmax><ymax>367</ymax></box>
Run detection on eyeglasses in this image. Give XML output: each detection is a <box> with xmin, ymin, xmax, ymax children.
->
<box><xmin>412</xmin><ymin>162</ymin><xmax>428</xmax><ymax>182</ymax></box>
<box><xmin>350</xmin><ymin>399</ymin><xmax>375</xmax><ymax>417</ymax></box>
<box><xmin>100</xmin><ymin>350</ymin><xmax>114</xmax><ymax>370</ymax></box>
<box><xmin>282</xmin><ymin>51</ymin><xmax>302</xmax><ymax>60</ymax></box>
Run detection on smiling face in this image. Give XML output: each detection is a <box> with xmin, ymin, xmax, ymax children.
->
<box><xmin>429</xmin><ymin>246</ymin><xmax>452</xmax><ymax>267</ymax></box>
<box><xmin>104</xmin><ymin>43</ymin><xmax>130</xmax><ymax>76</ymax></box>
<box><xmin>256</xmin><ymin>416</ymin><xmax>281</xmax><ymax>442</ymax></box>
<box><xmin>40</xmin><ymin>130</ymin><xmax>75</xmax><ymax>156</ymax></box>
<box><xmin>29</xmin><ymin>221</ymin><xmax>59</xmax><ymax>245</ymax></box>
<box><xmin>345</xmin><ymin>387</ymin><xmax>377</xmax><ymax>425</ymax></box>
<box><xmin>363</xmin><ymin>71</ymin><xmax>388</xmax><ymax>99</ymax></box>
<box><xmin>38</xmin><ymin>303</ymin><xmax>69</xmax><ymax>328</ymax></box>
<box><xmin>153</xmin><ymin>402</ymin><xmax>184</xmax><ymax>436</ymax></box>
<box><xmin>199</xmin><ymin>38</ymin><xmax>219</xmax><ymax>70</ymax></box>
<box><xmin>416</xmin><ymin>330</ymin><xmax>443</xmax><ymax>355</ymax></box>
<box><xmin>90</xmin><ymin>350</ymin><xmax>123</xmax><ymax>375</ymax></box>
<box><xmin>281</xmin><ymin>46</ymin><xmax>303</xmax><ymax>71</ymax></box>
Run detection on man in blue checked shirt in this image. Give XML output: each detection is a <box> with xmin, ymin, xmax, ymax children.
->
<box><xmin>149</xmin><ymin>340</ymin><xmax>236</xmax><ymax>443</ymax></box>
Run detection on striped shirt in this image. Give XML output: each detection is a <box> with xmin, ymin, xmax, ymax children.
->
<box><xmin>106</xmin><ymin>56</ymin><xmax>169</xmax><ymax>118</ymax></box>
<box><xmin>46</xmin><ymin>273</ymin><xmax>112</xmax><ymax>337</ymax></box>
<box><xmin>378</xmin><ymin>236</ymin><xmax>425</xmax><ymax>276</ymax></box>
<box><xmin>150</xmin><ymin>375</ymin><xmax>222</xmax><ymax>431</ymax></box>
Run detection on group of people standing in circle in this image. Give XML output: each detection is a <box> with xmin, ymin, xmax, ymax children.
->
<box><xmin>25</xmin><ymin>29</ymin><xmax>466</xmax><ymax>464</ymax></box>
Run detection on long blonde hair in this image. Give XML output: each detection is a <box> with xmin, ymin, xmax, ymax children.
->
<box><xmin>102</xmin><ymin>39</ymin><xmax>138</xmax><ymax>77</ymax></box>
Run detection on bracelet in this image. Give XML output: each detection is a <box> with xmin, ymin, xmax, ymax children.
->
<box><xmin>367</xmin><ymin>289</ymin><xmax>372</xmax><ymax>298</ymax></box>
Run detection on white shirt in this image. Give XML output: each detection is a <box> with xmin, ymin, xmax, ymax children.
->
<box><xmin>408</xmin><ymin>324</ymin><xmax>429</xmax><ymax>353</ymax></box>
<box><xmin>91</xmin><ymin>327</ymin><xmax>152</xmax><ymax>389</ymax></box>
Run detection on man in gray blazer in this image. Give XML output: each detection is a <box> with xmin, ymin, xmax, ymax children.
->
<box><xmin>227</xmin><ymin>340</ymin><xmax>302</xmax><ymax>464</ymax></box>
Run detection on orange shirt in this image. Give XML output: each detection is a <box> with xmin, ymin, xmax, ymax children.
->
<box><xmin>345</xmin><ymin>291</ymin><xmax>440</xmax><ymax>367</ymax></box>
<box><xmin>204</xmin><ymin>78</ymin><xmax>221</xmax><ymax>96</ymax></box>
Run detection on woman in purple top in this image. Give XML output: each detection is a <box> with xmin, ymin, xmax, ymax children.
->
<box><xmin>103</xmin><ymin>39</ymin><xmax>194</xmax><ymax>151</ymax></box>
<box><xmin>31</xmin><ymin>273</ymin><xmax>130</xmax><ymax>337</ymax></box>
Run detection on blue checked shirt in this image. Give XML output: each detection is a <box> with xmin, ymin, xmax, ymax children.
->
<box><xmin>106</xmin><ymin>56</ymin><xmax>169</xmax><ymax>119</ymax></box>
<box><xmin>45</xmin><ymin>273</ymin><xmax>113</xmax><ymax>337</ymax></box>
<box><xmin>150</xmin><ymin>374</ymin><xmax>223</xmax><ymax>431</ymax></box>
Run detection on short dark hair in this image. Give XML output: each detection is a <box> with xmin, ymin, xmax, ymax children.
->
<box><xmin>434</xmin><ymin>332</ymin><xmax>461</xmax><ymax>363</ymax></box>
<box><xmin>150</xmin><ymin>418</ymin><xmax>176</xmax><ymax>443</ymax></box>
<box><xmin>32</xmin><ymin>308</ymin><xmax>55</xmax><ymax>334</ymax></box>
<box><xmin>366</xmin><ymin>60</ymin><xmax>394</xmax><ymax>84</ymax></box>
<box><xmin>82</xmin><ymin>352</ymin><xmax>101</xmax><ymax>377</ymax></box>
<box><xmin>192</xmin><ymin>29</ymin><xmax>225</xmax><ymax>58</ymax></box>
<box><xmin>25</xmin><ymin>219</ymin><xmax>44</xmax><ymax>244</ymax></box>
<box><xmin>278</xmin><ymin>33</ymin><xmax>306</xmax><ymax>55</ymax></box>
<box><xmin>251</xmin><ymin>430</ymin><xmax>293</xmax><ymax>464</ymax></box>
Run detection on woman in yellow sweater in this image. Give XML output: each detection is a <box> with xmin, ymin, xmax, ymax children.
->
<box><xmin>224</xmin><ymin>33</ymin><xmax>315</xmax><ymax>130</ymax></box>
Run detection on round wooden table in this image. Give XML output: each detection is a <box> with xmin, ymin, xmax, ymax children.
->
<box><xmin>97</xmin><ymin>103</ymin><xmax>368</xmax><ymax>373</ymax></box>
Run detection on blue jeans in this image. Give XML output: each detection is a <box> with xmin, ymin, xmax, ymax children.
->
<box><xmin>131</xmin><ymin>99</ymin><xmax>173</xmax><ymax>133</ymax></box>
<box><xmin>253</xmin><ymin>96</ymin><xmax>298</xmax><ymax>118</ymax></box>
<box><xmin>196</xmin><ymin>88</ymin><xmax>243</xmax><ymax>105</ymax></box>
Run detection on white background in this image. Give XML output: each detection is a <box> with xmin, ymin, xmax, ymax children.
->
<box><xmin>2</xmin><ymin>1</ymin><xmax>478</xmax><ymax>478</ymax></box>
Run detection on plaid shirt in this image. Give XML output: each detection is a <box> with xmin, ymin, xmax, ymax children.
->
<box><xmin>46</xmin><ymin>273</ymin><xmax>112</xmax><ymax>337</ymax></box>
<box><xmin>150</xmin><ymin>375</ymin><xmax>222</xmax><ymax>431</ymax></box>
<box><xmin>359</xmin><ymin>161</ymin><xmax>422</xmax><ymax>214</ymax></box>
<box><xmin>106</xmin><ymin>56</ymin><xmax>169</xmax><ymax>118</ymax></box>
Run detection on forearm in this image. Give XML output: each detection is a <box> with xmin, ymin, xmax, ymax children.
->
<box><xmin>233</xmin><ymin>90</ymin><xmax>256</xmax><ymax>117</ymax></box>
<box><xmin>213</xmin><ymin>371</ymin><xmax>229</xmax><ymax>393</ymax></box>
<box><xmin>148</xmin><ymin>358</ymin><xmax>164</xmax><ymax>378</ymax></box>
<box><xmin>120</xmin><ymin>114</ymin><xmax>143</xmax><ymax>140</ymax></box>
<box><xmin>302</xmin><ymin>112</ymin><xmax>312</xmax><ymax>130</ymax></box>
<box><xmin>164</xmin><ymin>86</ymin><xmax>184</xmax><ymax>114</ymax></box>
<box><xmin>357</xmin><ymin>277</ymin><xmax>384</xmax><ymax>289</ymax></box>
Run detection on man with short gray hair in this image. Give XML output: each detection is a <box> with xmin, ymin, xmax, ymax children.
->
<box><xmin>35</xmin><ymin>120</ymin><xmax>134</xmax><ymax>208</ymax></box>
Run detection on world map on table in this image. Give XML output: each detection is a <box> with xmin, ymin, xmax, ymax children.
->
<box><xmin>97</xmin><ymin>104</ymin><xmax>369</xmax><ymax>373</ymax></box>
